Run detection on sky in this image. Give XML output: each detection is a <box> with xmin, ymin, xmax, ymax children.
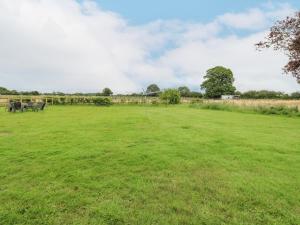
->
<box><xmin>95</xmin><ymin>0</ymin><xmax>300</xmax><ymax>24</ymax></box>
<box><xmin>0</xmin><ymin>0</ymin><xmax>300</xmax><ymax>94</ymax></box>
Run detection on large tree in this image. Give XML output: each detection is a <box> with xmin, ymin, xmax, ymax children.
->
<box><xmin>201</xmin><ymin>66</ymin><xmax>236</xmax><ymax>98</ymax></box>
<box><xmin>256</xmin><ymin>12</ymin><xmax>300</xmax><ymax>82</ymax></box>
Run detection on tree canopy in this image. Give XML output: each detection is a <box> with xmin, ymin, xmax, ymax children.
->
<box><xmin>256</xmin><ymin>11</ymin><xmax>300</xmax><ymax>83</ymax></box>
<box><xmin>201</xmin><ymin>66</ymin><xmax>236</xmax><ymax>98</ymax></box>
<box><xmin>102</xmin><ymin>88</ymin><xmax>113</xmax><ymax>96</ymax></box>
<box><xmin>146</xmin><ymin>84</ymin><xmax>160</xmax><ymax>95</ymax></box>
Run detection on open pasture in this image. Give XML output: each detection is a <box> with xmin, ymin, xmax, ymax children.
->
<box><xmin>0</xmin><ymin>105</ymin><xmax>299</xmax><ymax>225</ymax></box>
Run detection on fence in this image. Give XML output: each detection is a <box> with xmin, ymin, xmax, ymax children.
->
<box><xmin>0</xmin><ymin>95</ymin><xmax>198</xmax><ymax>106</ymax></box>
<box><xmin>1</xmin><ymin>95</ymin><xmax>299</xmax><ymax>108</ymax></box>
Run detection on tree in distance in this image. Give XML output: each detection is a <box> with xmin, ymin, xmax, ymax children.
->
<box><xmin>146</xmin><ymin>84</ymin><xmax>160</xmax><ymax>96</ymax></box>
<box><xmin>201</xmin><ymin>66</ymin><xmax>236</xmax><ymax>98</ymax></box>
<box><xmin>102</xmin><ymin>88</ymin><xmax>113</xmax><ymax>96</ymax></box>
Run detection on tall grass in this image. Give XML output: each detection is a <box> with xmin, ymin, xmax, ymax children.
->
<box><xmin>191</xmin><ymin>101</ymin><xmax>300</xmax><ymax>117</ymax></box>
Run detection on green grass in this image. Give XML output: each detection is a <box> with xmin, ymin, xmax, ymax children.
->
<box><xmin>0</xmin><ymin>105</ymin><xmax>299</xmax><ymax>225</ymax></box>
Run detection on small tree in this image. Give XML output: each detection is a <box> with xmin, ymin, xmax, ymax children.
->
<box><xmin>256</xmin><ymin>12</ymin><xmax>300</xmax><ymax>83</ymax></box>
<box><xmin>201</xmin><ymin>66</ymin><xmax>236</xmax><ymax>98</ymax></box>
<box><xmin>102</xmin><ymin>88</ymin><xmax>113</xmax><ymax>96</ymax></box>
<box><xmin>178</xmin><ymin>86</ymin><xmax>191</xmax><ymax>97</ymax></box>
<box><xmin>160</xmin><ymin>89</ymin><xmax>181</xmax><ymax>104</ymax></box>
<box><xmin>146</xmin><ymin>84</ymin><xmax>160</xmax><ymax>96</ymax></box>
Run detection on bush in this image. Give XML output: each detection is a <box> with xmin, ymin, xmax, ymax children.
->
<box><xmin>93</xmin><ymin>97</ymin><xmax>112</xmax><ymax>106</ymax></box>
<box><xmin>160</xmin><ymin>89</ymin><xmax>181</xmax><ymax>104</ymax></box>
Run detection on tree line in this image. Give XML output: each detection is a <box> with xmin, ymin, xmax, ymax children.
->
<box><xmin>1</xmin><ymin>79</ymin><xmax>300</xmax><ymax>100</ymax></box>
<box><xmin>0</xmin><ymin>87</ymin><xmax>113</xmax><ymax>97</ymax></box>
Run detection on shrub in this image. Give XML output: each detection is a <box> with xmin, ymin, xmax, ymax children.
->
<box><xmin>93</xmin><ymin>97</ymin><xmax>112</xmax><ymax>106</ymax></box>
<box><xmin>160</xmin><ymin>89</ymin><xmax>181</xmax><ymax>104</ymax></box>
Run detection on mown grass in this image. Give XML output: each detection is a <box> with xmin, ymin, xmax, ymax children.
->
<box><xmin>0</xmin><ymin>105</ymin><xmax>299</xmax><ymax>225</ymax></box>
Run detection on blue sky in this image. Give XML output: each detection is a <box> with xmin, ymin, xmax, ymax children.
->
<box><xmin>95</xmin><ymin>0</ymin><xmax>300</xmax><ymax>24</ymax></box>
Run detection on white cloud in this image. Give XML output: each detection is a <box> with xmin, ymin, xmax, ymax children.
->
<box><xmin>217</xmin><ymin>3</ymin><xmax>295</xmax><ymax>30</ymax></box>
<box><xmin>218</xmin><ymin>9</ymin><xmax>267</xmax><ymax>30</ymax></box>
<box><xmin>0</xmin><ymin>0</ymin><xmax>299</xmax><ymax>93</ymax></box>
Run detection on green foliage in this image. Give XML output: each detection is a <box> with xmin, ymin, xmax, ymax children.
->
<box><xmin>93</xmin><ymin>97</ymin><xmax>112</xmax><ymax>106</ymax></box>
<box><xmin>201</xmin><ymin>66</ymin><xmax>236</xmax><ymax>98</ymax></box>
<box><xmin>241</xmin><ymin>90</ymin><xmax>289</xmax><ymax>99</ymax></box>
<box><xmin>19</xmin><ymin>91</ymin><xmax>40</xmax><ymax>96</ymax></box>
<box><xmin>178</xmin><ymin>86</ymin><xmax>190</xmax><ymax>97</ymax></box>
<box><xmin>102</xmin><ymin>88</ymin><xmax>113</xmax><ymax>96</ymax></box>
<box><xmin>290</xmin><ymin>92</ymin><xmax>300</xmax><ymax>99</ymax></box>
<box><xmin>146</xmin><ymin>84</ymin><xmax>160</xmax><ymax>96</ymax></box>
<box><xmin>160</xmin><ymin>89</ymin><xmax>181</xmax><ymax>104</ymax></box>
<box><xmin>177</xmin><ymin>87</ymin><xmax>203</xmax><ymax>98</ymax></box>
<box><xmin>0</xmin><ymin>87</ymin><xmax>40</xmax><ymax>96</ymax></box>
<box><xmin>0</xmin><ymin>87</ymin><xmax>11</xmax><ymax>95</ymax></box>
<box><xmin>189</xmin><ymin>91</ymin><xmax>203</xmax><ymax>98</ymax></box>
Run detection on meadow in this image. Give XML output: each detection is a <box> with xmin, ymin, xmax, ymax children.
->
<box><xmin>0</xmin><ymin>105</ymin><xmax>299</xmax><ymax>225</ymax></box>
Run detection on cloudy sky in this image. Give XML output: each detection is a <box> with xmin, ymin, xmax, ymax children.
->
<box><xmin>0</xmin><ymin>0</ymin><xmax>300</xmax><ymax>94</ymax></box>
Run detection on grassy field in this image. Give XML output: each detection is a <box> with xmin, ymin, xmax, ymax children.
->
<box><xmin>0</xmin><ymin>105</ymin><xmax>299</xmax><ymax>225</ymax></box>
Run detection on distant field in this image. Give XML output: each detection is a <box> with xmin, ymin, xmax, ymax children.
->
<box><xmin>0</xmin><ymin>105</ymin><xmax>299</xmax><ymax>225</ymax></box>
